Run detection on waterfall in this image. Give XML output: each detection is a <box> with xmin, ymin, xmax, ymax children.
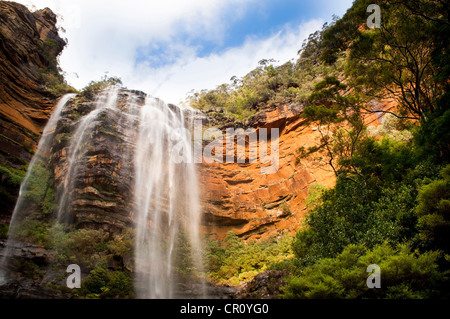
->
<box><xmin>134</xmin><ymin>97</ymin><xmax>205</xmax><ymax>299</ymax></box>
<box><xmin>0</xmin><ymin>88</ymin><xmax>205</xmax><ymax>298</ymax></box>
<box><xmin>56</xmin><ymin>86</ymin><xmax>119</xmax><ymax>223</ymax></box>
<box><xmin>0</xmin><ymin>93</ymin><xmax>76</xmax><ymax>284</ymax></box>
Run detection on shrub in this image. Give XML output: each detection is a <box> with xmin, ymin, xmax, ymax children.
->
<box><xmin>205</xmin><ymin>232</ymin><xmax>294</xmax><ymax>285</ymax></box>
<box><xmin>415</xmin><ymin>165</ymin><xmax>450</xmax><ymax>253</ymax></box>
<box><xmin>81</xmin><ymin>76</ymin><xmax>123</xmax><ymax>100</ymax></box>
<box><xmin>81</xmin><ymin>263</ymin><xmax>134</xmax><ymax>299</ymax></box>
<box><xmin>57</xmin><ymin>229</ymin><xmax>108</xmax><ymax>268</ymax></box>
<box><xmin>282</xmin><ymin>242</ymin><xmax>446</xmax><ymax>299</ymax></box>
<box><xmin>0</xmin><ymin>165</ymin><xmax>26</xmax><ymax>202</ymax></box>
<box><xmin>11</xmin><ymin>214</ymin><xmax>51</xmax><ymax>246</ymax></box>
<box><xmin>0</xmin><ymin>223</ymin><xmax>9</xmax><ymax>239</ymax></box>
<box><xmin>22</xmin><ymin>161</ymin><xmax>52</xmax><ymax>204</ymax></box>
<box><xmin>38</xmin><ymin>39</ymin><xmax>78</xmax><ymax>95</ymax></box>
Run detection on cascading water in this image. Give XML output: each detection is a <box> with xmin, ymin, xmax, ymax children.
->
<box><xmin>134</xmin><ymin>97</ymin><xmax>205</xmax><ymax>299</ymax></box>
<box><xmin>0</xmin><ymin>87</ymin><xmax>205</xmax><ymax>298</ymax></box>
<box><xmin>0</xmin><ymin>93</ymin><xmax>76</xmax><ymax>284</ymax></box>
<box><xmin>57</xmin><ymin>86</ymin><xmax>119</xmax><ymax>223</ymax></box>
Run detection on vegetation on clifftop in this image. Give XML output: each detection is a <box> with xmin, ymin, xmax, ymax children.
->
<box><xmin>186</xmin><ymin>28</ymin><xmax>346</xmax><ymax>125</ymax></box>
<box><xmin>38</xmin><ymin>38</ymin><xmax>78</xmax><ymax>96</ymax></box>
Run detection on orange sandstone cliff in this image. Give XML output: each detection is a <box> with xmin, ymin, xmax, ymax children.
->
<box><xmin>199</xmin><ymin>103</ymin><xmax>337</xmax><ymax>241</ymax></box>
<box><xmin>0</xmin><ymin>1</ymin><xmax>66</xmax><ymax>223</ymax></box>
<box><xmin>198</xmin><ymin>98</ymin><xmax>393</xmax><ymax>241</ymax></box>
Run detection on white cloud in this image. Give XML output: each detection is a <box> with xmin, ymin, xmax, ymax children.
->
<box><xmin>15</xmin><ymin>0</ymin><xmax>324</xmax><ymax>104</ymax></box>
<box><xmin>131</xmin><ymin>19</ymin><xmax>324</xmax><ymax>104</ymax></box>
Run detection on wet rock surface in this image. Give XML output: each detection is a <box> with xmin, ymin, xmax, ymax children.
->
<box><xmin>236</xmin><ymin>270</ymin><xmax>288</xmax><ymax>299</ymax></box>
<box><xmin>0</xmin><ymin>240</ymin><xmax>70</xmax><ymax>299</ymax></box>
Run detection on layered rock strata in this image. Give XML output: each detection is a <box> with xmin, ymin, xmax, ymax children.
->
<box><xmin>0</xmin><ymin>2</ymin><xmax>66</xmax><ymax>223</ymax></box>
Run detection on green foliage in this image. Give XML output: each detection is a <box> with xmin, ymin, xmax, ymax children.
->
<box><xmin>62</xmin><ymin>229</ymin><xmax>108</xmax><ymax>266</ymax></box>
<box><xmin>343</xmin><ymin>0</ymin><xmax>450</xmax><ymax>120</ymax></box>
<box><xmin>106</xmin><ymin>229</ymin><xmax>134</xmax><ymax>262</ymax></box>
<box><xmin>205</xmin><ymin>232</ymin><xmax>294</xmax><ymax>285</ymax></box>
<box><xmin>22</xmin><ymin>161</ymin><xmax>51</xmax><ymax>204</ymax></box>
<box><xmin>0</xmin><ymin>222</ymin><xmax>8</xmax><ymax>239</ymax></box>
<box><xmin>415</xmin><ymin>165</ymin><xmax>450</xmax><ymax>253</ymax></box>
<box><xmin>17</xmin><ymin>160</ymin><xmax>58</xmax><ymax>217</ymax></box>
<box><xmin>81</xmin><ymin>76</ymin><xmax>123</xmax><ymax>100</ymax></box>
<box><xmin>79</xmin><ymin>263</ymin><xmax>133</xmax><ymax>299</ymax></box>
<box><xmin>173</xmin><ymin>229</ymin><xmax>198</xmax><ymax>276</ymax></box>
<box><xmin>38</xmin><ymin>39</ymin><xmax>78</xmax><ymax>95</ymax></box>
<box><xmin>5</xmin><ymin>160</ymin><xmax>59</xmax><ymax>247</ymax></box>
<box><xmin>12</xmin><ymin>213</ymin><xmax>52</xmax><ymax>247</ymax></box>
<box><xmin>11</xmin><ymin>257</ymin><xmax>45</xmax><ymax>280</ymax></box>
<box><xmin>82</xmin><ymin>263</ymin><xmax>110</xmax><ymax>297</ymax></box>
<box><xmin>39</xmin><ymin>71</ymin><xmax>78</xmax><ymax>96</ymax></box>
<box><xmin>367</xmin><ymin>114</ymin><xmax>414</xmax><ymax>143</ymax></box>
<box><xmin>0</xmin><ymin>165</ymin><xmax>26</xmax><ymax>202</ymax></box>
<box><xmin>0</xmin><ymin>165</ymin><xmax>25</xmax><ymax>187</ymax></box>
<box><xmin>319</xmin><ymin>0</ymin><xmax>373</xmax><ymax>64</ymax></box>
<box><xmin>349</xmin><ymin>136</ymin><xmax>418</xmax><ymax>184</ymax></box>
<box><xmin>289</xmin><ymin>128</ymin><xmax>445</xmax><ymax>268</ymax></box>
<box><xmin>282</xmin><ymin>242</ymin><xmax>446</xmax><ymax>299</ymax></box>
<box><xmin>104</xmin><ymin>271</ymin><xmax>134</xmax><ymax>298</ymax></box>
<box><xmin>187</xmin><ymin>48</ymin><xmax>344</xmax><ymax>125</ymax></box>
<box><xmin>2</xmin><ymin>0</ymin><xmax>447</xmax><ymax>300</ymax></box>
<box><xmin>50</xmin><ymin>227</ymin><xmax>133</xmax><ymax>270</ymax></box>
<box><xmin>29</xmin><ymin>226</ymin><xmax>135</xmax><ymax>298</ymax></box>
<box><xmin>301</xmin><ymin>74</ymin><xmax>368</xmax><ymax>177</ymax></box>
<box><xmin>415</xmin><ymin>109</ymin><xmax>450</xmax><ymax>161</ymax></box>
<box><xmin>41</xmin><ymin>187</ymin><xmax>57</xmax><ymax>216</ymax></box>
<box><xmin>40</xmin><ymin>39</ymin><xmax>60</xmax><ymax>73</ymax></box>
<box><xmin>305</xmin><ymin>184</ymin><xmax>326</xmax><ymax>209</ymax></box>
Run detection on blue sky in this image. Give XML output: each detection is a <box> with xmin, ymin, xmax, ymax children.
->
<box><xmin>16</xmin><ymin>0</ymin><xmax>354</xmax><ymax>104</ymax></box>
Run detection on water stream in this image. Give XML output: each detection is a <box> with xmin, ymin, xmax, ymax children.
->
<box><xmin>0</xmin><ymin>88</ymin><xmax>205</xmax><ymax>298</ymax></box>
<box><xmin>0</xmin><ymin>93</ymin><xmax>76</xmax><ymax>284</ymax></box>
<box><xmin>134</xmin><ymin>96</ymin><xmax>204</xmax><ymax>298</ymax></box>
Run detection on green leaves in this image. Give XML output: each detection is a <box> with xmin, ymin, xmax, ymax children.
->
<box><xmin>205</xmin><ymin>232</ymin><xmax>294</xmax><ymax>285</ymax></box>
<box><xmin>81</xmin><ymin>76</ymin><xmax>123</xmax><ymax>100</ymax></box>
<box><xmin>81</xmin><ymin>263</ymin><xmax>134</xmax><ymax>299</ymax></box>
<box><xmin>282</xmin><ymin>242</ymin><xmax>445</xmax><ymax>299</ymax></box>
<box><xmin>302</xmin><ymin>104</ymin><xmax>339</xmax><ymax>122</ymax></box>
<box><xmin>346</xmin><ymin>1</ymin><xmax>448</xmax><ymax>120</ymax></box>
<box><xmin>415</xmin><ymin>165</ymin><xmax>450</xmax><ymax>253</ymax></box>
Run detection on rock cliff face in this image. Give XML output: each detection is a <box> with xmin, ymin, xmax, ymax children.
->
<box><xmin>199</xmin><ymin>103</ymin><xmax>337</xmax><ymax>241</ymax></box>
<box><xmin>0</xmin><ymin>1</ymin><xmax>66</xmax><ymax>223</ymax></box>
<box><xmin>199</xmin><ymin>99</ymin><xmax>389</xmax><ymax>241</ymax></box>
<box><xmin>50</xmin><ymin>91</ymin><xmax>142</xmax><ymax>233</ymax></box>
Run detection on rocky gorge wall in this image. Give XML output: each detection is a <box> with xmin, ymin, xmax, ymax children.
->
<box><xmin>199</xmin><ymin>103</ymin><xmax>337</xmax><ymax>241</ymax></box>
<box><xmin>0</xmin><ymin>1</ymin><xmax>66</xmax><ymax>223</ymax></box>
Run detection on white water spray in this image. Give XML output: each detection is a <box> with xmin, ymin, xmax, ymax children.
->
<box><xmin>57</xmin><ymin>87</ymin><xmax>119</xmax><ymax>223</ymax></box>
<box><xmin>134</xmin><ymin>97</ymin><xmax>205</xmax><ymax>299</ymax></box>
<box><xmin>0</xmin><ymin>93</ymin><xmax>76</xmax><ymax>284</ymax></box>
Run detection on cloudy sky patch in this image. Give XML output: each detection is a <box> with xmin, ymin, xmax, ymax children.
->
<box><xmin>15</xmin><ymin>0</ymin><xmax>353</xmax><ymax>104</ymax></box>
